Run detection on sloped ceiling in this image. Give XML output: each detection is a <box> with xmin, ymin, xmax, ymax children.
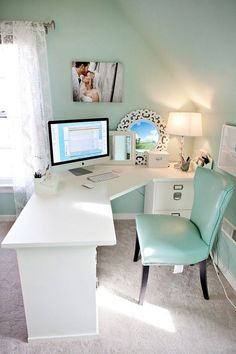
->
<box><xmin>116</xmin><ymin>0</ymin><xmax>236</xmax><ymax>112</ymax></box>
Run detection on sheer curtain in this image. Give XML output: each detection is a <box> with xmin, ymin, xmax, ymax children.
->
<box><xmin>0</xmin><ymin>21</ymin><xmax>53</xmax><ymax>215</ymax></box>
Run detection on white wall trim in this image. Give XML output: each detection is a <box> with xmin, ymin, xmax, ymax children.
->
<box><xmin>0</xmin><ymin>176</ymin><xmax>13</xmax><ymax>192</ymax></box>
<box><xmin>0</xmin><ymin>186</ymin><xmax>13</xmax><ymax>193</ymax></box>
<box><xmin>0</xmin><ymin>215</ymin><xmax>16</xmax><ymax>222</ymax></box>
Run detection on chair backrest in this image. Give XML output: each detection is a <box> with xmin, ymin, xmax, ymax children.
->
<box><xmin>190</xmin><ymin>167</ymin><xmax>234</xmax><ymax>250</ymax></box>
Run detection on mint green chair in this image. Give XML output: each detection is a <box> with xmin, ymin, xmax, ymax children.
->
<box><xmin>134</xmin><ymin>167</ymin><xmax>234</xmax><ymax>305</ymax></box>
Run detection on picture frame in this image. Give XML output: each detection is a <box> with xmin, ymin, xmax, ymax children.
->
<box><xmin>72</xmin><ymin>61</ymin><xmax>123</xmax><ymax>103</ymax></box>
<box><xmin>117</xmin><ymin>109</ymin><xmax>168</xmax><ymax>164</ymax></box>
<box><xmin>104</xmin><ymin>131</ymin><xmax>136</xmax><ymax>165</ymax></box>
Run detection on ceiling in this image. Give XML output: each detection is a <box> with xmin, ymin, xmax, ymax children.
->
<box><xmin>116</xmin><ymin>0</ymin><xmax>236</xmax><ymax>112</ymax></box>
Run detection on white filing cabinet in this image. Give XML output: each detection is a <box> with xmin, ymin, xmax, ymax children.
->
<box><xmin>144</xmin><ymin>179</ymin><xmax>194</xmax><ymax>218</ymax></box>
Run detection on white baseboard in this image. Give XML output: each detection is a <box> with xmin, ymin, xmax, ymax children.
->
<box><xmin>0</xmin><ymin>215</ymin><xmax>16</xmax><ymax>222</ymax></box>
<box><xmin>113</xmin><ymin>213</ymin><xmax>136</xmax><ymax>220</ymax></box>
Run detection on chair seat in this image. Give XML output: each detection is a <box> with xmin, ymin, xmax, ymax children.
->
<box><xmin>136</xmin><ymin>214</ymin><xmax>209</xmax><ymax>265</ymax></box>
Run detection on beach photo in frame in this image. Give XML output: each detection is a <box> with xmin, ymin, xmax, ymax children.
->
<box><xmin>117</xmin><ymin>109</ymin><xmax>168</xmax><ymax>164</ymax></box>
<box><xmin>72</xmin><ymin>61</ymin><xmax>123</xmax><ymax>103</ymax></box>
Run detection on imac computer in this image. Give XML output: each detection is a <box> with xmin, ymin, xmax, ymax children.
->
<box><xmin>48</xmin><ymin>118</ymin><xmax>109</xmax><ymax>176</ymax></box>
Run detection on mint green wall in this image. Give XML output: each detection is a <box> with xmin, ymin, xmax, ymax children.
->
<box><xmin>0</xmin><ymin>0</ymin><xmax>188</xmax><ymax>123</ymax></box>
<box><xmin>0</xmin><ymin>192</ymin><xmax>15</xmax><ymax>215</ymax></box>
<box><xmin>111</xmin><ymin>187</ymin><xmax>144</xmax><ymax>215</ymax></box>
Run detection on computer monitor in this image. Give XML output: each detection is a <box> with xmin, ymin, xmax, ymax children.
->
<box><xmin>48</xmin><ymin>118</ymin><xmax>109</xmax><ymax>175</ymax></box>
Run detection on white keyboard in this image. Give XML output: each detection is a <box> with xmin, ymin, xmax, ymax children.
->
<box><xmin>87</xmin><ymin>171</ymin><xmax>120</xmax><ymax>183</ymax></box>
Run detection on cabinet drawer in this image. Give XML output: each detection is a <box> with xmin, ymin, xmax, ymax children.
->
<box><xmin>144</xmin><ymin>180</ymin><xmax>194</xmax><ymax>213</ymax></box>
<box><xmin>153</xmin><ymin>181</ymin><xmax>193</xmax><ymax>210</ymax></box>
<box><xmin>154</xmin><ymin>209</ymin><xmax>191</xmax><ymax>219</ymax></box>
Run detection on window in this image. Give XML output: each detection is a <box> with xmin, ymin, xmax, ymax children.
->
<box><xmin>0</xmin><ymin>114</ymin><xmax>12</xmax><ymax>184</ymax></box>
<box><xmin>0</xmin><ymin>43</ymin><xmax>18</xmax><ymax>185</ymax></box>
<box><xmin>0</xmin><ymin>68</ymin><xmax>11</xmax><ymax>184</ymax></box>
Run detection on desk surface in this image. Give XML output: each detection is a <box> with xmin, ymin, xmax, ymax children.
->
<box><xmin>105</xmin><ymin>164</ymin><xmax>193</xmax><ymax>200</ymax></box>
<box><xmin>1</xmin><ymin>164</ymin><xmax>194</xmax><ymax>249</ymax></box>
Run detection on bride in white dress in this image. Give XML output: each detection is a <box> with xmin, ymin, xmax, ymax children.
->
<box><xmin>80</xmin><ymin>71</ymin><xmax>100</xmax><ymax>102</ymax></box>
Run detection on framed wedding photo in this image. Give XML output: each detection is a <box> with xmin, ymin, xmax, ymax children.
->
<box><xmin>72</xmin><ymin>61</ymin><xmax>123</xmax><ymax>103</ymax></box>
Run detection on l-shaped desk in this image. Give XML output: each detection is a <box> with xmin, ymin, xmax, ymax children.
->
<box><xmin>1</xmin><ymin>164</ymin><xmax>194</xmax><ymax>342</ymax></box>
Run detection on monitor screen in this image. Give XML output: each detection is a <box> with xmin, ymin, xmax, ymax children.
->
<box><xmin>48</xmin><ymin>118</ymin><xmax>109</xmax><ymax>174</ymax></box>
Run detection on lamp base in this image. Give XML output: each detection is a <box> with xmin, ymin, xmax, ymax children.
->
<box><xmin>174</xmin><ymin>153</ymin><xmax>184</xmax><ymax>169</ymax></box>
<box><xmin>173</xmin><ymin>136</ymin><xmax>185</xmax><ymax>169</ymax></box>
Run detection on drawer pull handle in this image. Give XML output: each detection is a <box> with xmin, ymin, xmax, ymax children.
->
<box><xmin>173</xmin><ymin>192</ymin><xmax>182</xmax><ymax>200</ymax></box>
<box><xmin>171</xmin><ymin>212</ymin><xmax>180</xmax><ymax>216</ymax></box>
<box><xmin>173</xmin><ymin>184</ymin><xmax>183</xmax><ymax>190</ymax></box>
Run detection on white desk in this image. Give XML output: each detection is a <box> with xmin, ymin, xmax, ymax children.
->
<box><xmin>1</xmin><ymin>164</ymin><xmax>193</xmax><ymax>342</ymax></box>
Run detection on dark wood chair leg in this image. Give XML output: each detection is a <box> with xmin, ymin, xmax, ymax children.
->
<box><xmin>199</xmin><ymin>259</ymin><xmax>209</xmax><ymax>300</ymax></box>
<box><xmin>138</xmin><ymin>265</ymin><xmax>149</xmax><ymax>305</ymax></box>
<box><xmin>133</xmin><ymin>232</ymin><xmax>140</xmax><ymax>262</ymax></box>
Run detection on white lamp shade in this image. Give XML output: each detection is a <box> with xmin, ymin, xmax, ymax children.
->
<box><xmin>167</xmin><ymin>112</ymin><xmax>202</xmax><ymax>137</ymax></box>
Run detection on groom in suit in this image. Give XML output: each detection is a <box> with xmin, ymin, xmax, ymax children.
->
<box><xmin>72</xmin><ymin>62</ymin><xmax>89</xmax><ymax>101</ymax></box>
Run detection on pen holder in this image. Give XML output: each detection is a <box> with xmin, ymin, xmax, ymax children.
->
<box><xmin>34</xmin><ymin>173</ymin><xmax>60</xmax><ymax>195</ymax></box>
<box><xmin>181</xmin><ymin>161</ymin><xmax>190</xmax><ymax>172</ymax></box>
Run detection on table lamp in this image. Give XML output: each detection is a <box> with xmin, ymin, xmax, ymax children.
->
<box><xmin>166</xmin><ymin>112</ymin><xmax>202</xmax><ymax>168</ymax></box>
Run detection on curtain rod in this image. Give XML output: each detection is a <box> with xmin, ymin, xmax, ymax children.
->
<box><xmin>43</xmin><ymin>20</ymin><xmax>55</xmax><ymax>34</ymax></box>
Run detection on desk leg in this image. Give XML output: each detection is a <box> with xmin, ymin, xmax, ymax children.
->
<box><xmin>16</xmin><ymin>246</ymin><xmax>97</xmax><ymax>342</ymax></box>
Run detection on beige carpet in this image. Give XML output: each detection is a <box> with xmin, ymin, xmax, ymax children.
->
<box><xmin>0</xmin><ymin>220</ymin><xmax>236</xmax><ymax>354</ymax></box>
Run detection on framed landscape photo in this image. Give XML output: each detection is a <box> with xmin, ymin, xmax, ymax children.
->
<box><xmin>117</xmin><ymin>109</ymin><xmax>169</xmax><ymax>165</ymax></box>
<box><xmin>72</xmin><ymin>61</ymin><xmax>123</xmax><ymax>103</ymax></box>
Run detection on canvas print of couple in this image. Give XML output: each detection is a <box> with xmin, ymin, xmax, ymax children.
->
<box><xmin>72</xmin><ymin>61</ymin><xmax>123</xmax><ymax>103</ymax></box>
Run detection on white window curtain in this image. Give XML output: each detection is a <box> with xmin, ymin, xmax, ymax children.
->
<box><xmin>0</xmin><ymin>21</ymin><xmax>53</xmax><ymax>215</ymax></box>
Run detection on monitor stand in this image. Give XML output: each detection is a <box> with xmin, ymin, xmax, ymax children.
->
<box><xmin>69</xmin><ymin>167</ymin><xmax>92</xmax><ymax>176</ymax></box>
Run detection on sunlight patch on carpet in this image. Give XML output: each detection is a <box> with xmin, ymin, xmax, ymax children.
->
<box><xmin>97</xmin><ymin>286</ymin><xmax>176</xmax><ymax>333</ymax></box>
